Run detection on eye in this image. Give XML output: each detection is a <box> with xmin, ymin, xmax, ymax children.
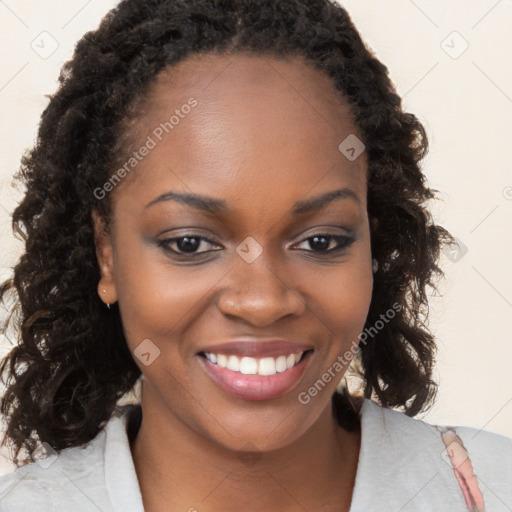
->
<box><xmin>157</xmin><ymin>235</ymin><xmax>221</xmax><ymax>256</ymax></box>
<box><xmin>293</xmin><ymin>233</ymin><xmax>355</xmax><ymax>254</ymax></box>
<box><xmin>157</xmin><ymin>232</ymin><xmax>355</xmax><ymax>258</ymax></box>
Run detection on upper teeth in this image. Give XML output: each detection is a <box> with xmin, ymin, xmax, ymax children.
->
<box><xmin>204</xmin><ymin>352</ymin><xmax>303</xmax><ymax>376</ymax></box>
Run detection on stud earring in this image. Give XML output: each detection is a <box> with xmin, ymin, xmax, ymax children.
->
<box><xmin>372</xmin><ymin>258</ymin><xmax>379</xmax><ymax>273</ymax></box>
<box><xmin>101</xmin><ymin>289</ymin><xmax>111</xmax><ymax>309</ymax></box>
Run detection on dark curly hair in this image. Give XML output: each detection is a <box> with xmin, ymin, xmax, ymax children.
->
<box><xmin>0</xmin><ymin>0</ymin><xmax>454</xmax><ymax>466</ymax></box>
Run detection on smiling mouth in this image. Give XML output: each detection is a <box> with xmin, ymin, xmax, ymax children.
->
<box><xmin>196</xmin><ymin>348</ymin><xmax>314</xmax><ymax>401</ymax></box>
<box><xmin>198</xmin><ymin>350</ymin><xmax>313</xmax><ymax>376</ymax></box>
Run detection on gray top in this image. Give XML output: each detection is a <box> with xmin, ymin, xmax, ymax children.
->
<box><xmin>0</xmin><ymin>398</ymin><xmax>511</xmax><ymax>511</ymax></box>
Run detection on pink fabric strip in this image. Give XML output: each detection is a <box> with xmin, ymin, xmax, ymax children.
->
<box><xmin>439</xmin><ymin>428</ymin><xmax>486</xmax><ymax>512</ymax></box>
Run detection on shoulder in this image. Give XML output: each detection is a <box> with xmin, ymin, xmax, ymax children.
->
<box><xmin>0</xmin><ymin>415</ymin><xmax>122</xmax><ymax>512</ymax></box>
<box><xmin>369</xmin><ymin>398</ymin><xmax>512</xmax><ymax>461</ymax></box>
<box><xmin>440</xmin><ymin>422</ymin><xmax>512</xmax><ymax>508</ymax></box>
<box><xmin>365</xmin><ymin>397</ymin><xmax>511</xmax><ymax>437</ymax></box>
<box><xmin>355</xmin><ymin>398</ymin><xmax>512</xmax><ymax>510</ymax></box>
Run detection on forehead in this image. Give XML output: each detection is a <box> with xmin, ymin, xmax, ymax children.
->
<box><xmin>137</xmin><ymin>52</ymin><xmax>359</xmax><ymax>139</ymax></box>
<box><xmin>113</xmin><ymin>52</ymin><xmax>367</xmax><ymax>214</ymax></box>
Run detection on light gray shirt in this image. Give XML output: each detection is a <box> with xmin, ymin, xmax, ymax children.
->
<box><xmin>1</xmin><ymin>398</ymin><xmax>511</xmax><ymax>511</ymax></box>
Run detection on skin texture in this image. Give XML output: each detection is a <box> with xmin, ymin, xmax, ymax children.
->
<box><xmin>93</xmin><ymin>53</ymin><xmax>373</xmax><ymax>512</ymax></box>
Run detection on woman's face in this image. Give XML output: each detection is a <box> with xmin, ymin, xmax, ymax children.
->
<box><xmin>94</xmin><ymin>53</ymin><xmax>373</xmax><ymax>452</ymax></box>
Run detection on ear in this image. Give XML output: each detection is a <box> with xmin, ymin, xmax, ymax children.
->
<box><xmin>91</xmin><ymin>209</ymin><xmax>118</xmax><ymax>307</ymax></box>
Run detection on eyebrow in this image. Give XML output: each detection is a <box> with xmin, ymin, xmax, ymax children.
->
<box><xmin>144</xmin><ymin>187</ymin><xmax>360</xmax><ymax>214</ymax></box>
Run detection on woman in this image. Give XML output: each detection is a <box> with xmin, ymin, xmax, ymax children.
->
<box><xmin>0</xmin><ymin>0</ymin><xmax>510</xmax><ymax>511</ymax></box>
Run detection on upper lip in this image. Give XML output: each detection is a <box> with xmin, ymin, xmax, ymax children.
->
<box><xmin>198</xmin><ymin>338</ymin><xmax>314</xmax><ymax>358</ymax></box>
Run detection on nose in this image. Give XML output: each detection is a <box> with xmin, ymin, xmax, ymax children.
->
<box><xmin>217</xmin><ymin>251</ymin><xmax>306</xmax><ymax>327</ymax></box>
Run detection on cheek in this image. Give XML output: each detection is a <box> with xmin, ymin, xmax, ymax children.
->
<box><xmin>113</xmin><ymin>241</ymin><xmax>226</xmax><ymax>350</ymax></box>
<box><xmin>300</xmin><ymin>252</ymin><xmax>373</xmax><ymax>348</ymax></box>
<box><xmin>117</xmin><ymin>260</ymin><xmax>218</xmax><ymax>337</ymax></box>
<box><xmin>325</xmin><ymin>266</ymin><xmax>372</xmax><ymax>324</ymax></box>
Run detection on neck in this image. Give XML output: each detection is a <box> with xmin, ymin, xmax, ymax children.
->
<box><xmin>130</xmin><ymin>384</ymin><xmax>361</xmax><ymax>512</ymax></box>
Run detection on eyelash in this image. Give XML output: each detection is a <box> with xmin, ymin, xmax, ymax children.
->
<box><xmin>157</xmin><ymin>233</ymin><xmax>355</xmax><ymax>258</ymax></box>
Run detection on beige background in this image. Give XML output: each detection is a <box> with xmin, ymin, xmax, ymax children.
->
<box><xmin>0</xmin><ymin>0</ymin><xmax>511</xmax><ymax>475</ymax></box>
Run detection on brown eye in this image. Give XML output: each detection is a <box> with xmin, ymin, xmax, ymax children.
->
<box><xmin>158</xmin><ymin>235</ymin><xmax>221</xmax><ymax>256</ymax></box>
<box><xmin>295</xmin><ymin>234</ymin><xmax>355</xmax><ymax>254</ymax></box>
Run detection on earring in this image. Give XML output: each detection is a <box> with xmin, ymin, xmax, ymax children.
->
<box><xmin>101</xmin><ymin>288</ymin><xmax>111</xmax><ymax>309</ymax></box>
<box><xmin>372</xmin><ymin>258</ymin><xmax>379</xmax><ymax>273</ymax></box>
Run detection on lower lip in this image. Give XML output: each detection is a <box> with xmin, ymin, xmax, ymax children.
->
<box><xmin>197</xmin><ymin>351</ymin><xmax>313</xmax><ymax>401</ymax></box>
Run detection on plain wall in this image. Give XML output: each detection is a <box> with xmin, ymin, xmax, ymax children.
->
<box><xmin>0</xmin><ymin>0</ymin><xmax>511</xmax><ymax>475</ymax></box>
